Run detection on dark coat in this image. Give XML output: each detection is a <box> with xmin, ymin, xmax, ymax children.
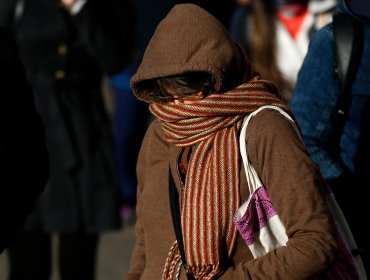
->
<box><xmin>0</xmin><ymin>0</ymin><xmax>135</xmax><ymax>232</ymax></box>
<box><xmin>0</xmin><ymin>26</ymin><xmax>48</xmax><ymax>252</ymax></box>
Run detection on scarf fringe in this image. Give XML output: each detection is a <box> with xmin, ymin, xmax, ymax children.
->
<box><xmin>163</xmin><ymin>243</ymin><xmax>222</xmax><ymax>279</ymax></box>
<box><xmin>192</xmin><ymin>265</ymin><xmax>220</xmax><ymax>279</ymax></box>
<box><xmin>162</xmin><ymin>241</ymin><xmax>181</xmax><ymax>280</ymax></box>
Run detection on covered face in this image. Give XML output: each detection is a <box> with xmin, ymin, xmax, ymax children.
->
<box><xmin>130</xmin><ymin>4</ymin><xmax>251</xmax><ymax>101</ymax></box>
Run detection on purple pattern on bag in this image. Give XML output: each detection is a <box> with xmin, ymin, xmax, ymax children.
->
<box><xmin>235</xmin><ymin>186</ymin><xmax>277</xmax><ymax>245</ymax></box>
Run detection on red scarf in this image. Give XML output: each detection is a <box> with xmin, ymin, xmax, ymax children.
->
<box><xmin>150</xmin><ymin>76</ymin><xmax>287</xmax><ymax>279</ymax></box>
<box><xmin>274</xmin><ymin>0</ymin><xmax>309</xmax><ymax>38</ymax></box>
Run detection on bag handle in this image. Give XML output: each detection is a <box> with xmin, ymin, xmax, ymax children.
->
<box><xmin>333</xmin><ymin>11</ymin><xmax>364</xmax><ymax>116</ymax></box>
<box><xmin>239</xmin><ymin>106</ymin><xmax>298</xmax><ymax>194</ymax></box>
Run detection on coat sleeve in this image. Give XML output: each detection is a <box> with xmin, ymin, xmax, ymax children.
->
<box><xmin>124</xmin><ymin>185</ymin><xmax>145</xmax><ymax>280</ymax></box>
<box><xmin>0</xmin><ymin>26</ymin><xmax>49</xmax><ymax>253</ymax></box>
<box><xmin>124</xmin><ymin>159</ymin><xmax>146</xmax><ymax>280</ymax></box>
<box><xmin>125</xmin><ymin>120</ymin><xmax>170</xmax><ymax>279</ymax></box>
<box><xmin>231</xmin><ymin>109</ymin><xmax>337</xmax><ymax>279</ymax></box>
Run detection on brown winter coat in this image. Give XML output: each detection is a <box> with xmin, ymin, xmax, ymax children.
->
<box><xmin>126</xmin><ymin>3</ymin><xmax>337</xmax><ymax>280</ymax></box>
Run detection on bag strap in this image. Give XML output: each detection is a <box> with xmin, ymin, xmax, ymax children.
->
<box><xmin>331</xmin><ymin>12</ymin><xmax>364</xmax><ymax>173</ymax></box>
<box><xmin>239</xmin><ymin>106</ymin><xmax>299</xmax><ymax>193</ymax></box>
<box><xmin>333</xmin><ymin>12</ymin><xmax>364</xmax><ymax>116</ymax></box>
<box><xmin>168</xmin><ymin>169</ymin><xmax>195</xmax><ymax>280</ymax></box>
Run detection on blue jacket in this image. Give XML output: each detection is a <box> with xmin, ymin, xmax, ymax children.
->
<box><xmin>290</xmin><ymin>0</ymin><xmax>370</xmax><ymax>180</ymax></box>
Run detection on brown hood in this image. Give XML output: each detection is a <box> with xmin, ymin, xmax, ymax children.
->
<box><xmin>130</xmin><ymin>3</ymin><xmax>251</xmax><ymax>99</ymax></box>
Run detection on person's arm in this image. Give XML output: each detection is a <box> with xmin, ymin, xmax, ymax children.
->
<box><xmin>290</xmin><ymin>25</ymin><xmax>346</xmax><ymax>180</ymax></box>
<box><xmin>222</xmin><ymin>109</ymin><xmax>337</xmax><ymax>279</ymax></box>
<box><xmin>125</xmin><ymin>120</ymin><xmax>167</xmax><ymax>279</ymax></box>
<box><xmin>124</xmin><ymin>149</ymin><xmax>147</xmax><ymax>280</ymax></box>
<box><xmin>124</xmin><ymin>185</ymin><xmax>145</xmax><ymax>280</ymax></box>
<box><xmin>0</xmin><ymin>26</ymin><xmax>48</xmax><ymax>253</ymax></box>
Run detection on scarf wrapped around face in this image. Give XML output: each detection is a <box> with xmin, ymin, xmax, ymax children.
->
<box><xmin>150</xmin><ymin>76</ymin><xmax>288</xmax><ymax>279</ymax></box>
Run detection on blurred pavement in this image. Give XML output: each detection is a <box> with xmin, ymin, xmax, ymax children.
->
<box><xmin>0</xmin><ymin>224</ymin><xmax>136</xmax><ymax>280</ymax></box>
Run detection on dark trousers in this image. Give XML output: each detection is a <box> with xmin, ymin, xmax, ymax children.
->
<box><xmin>7</xmin><ymin>231</ymin><xmax>99</xmax><ymax>280</ymax></box>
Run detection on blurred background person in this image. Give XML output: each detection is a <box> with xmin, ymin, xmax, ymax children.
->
<box><xmin>106</xmin><ymin>0</ymin><xmax>183</xmax><ymax>225</ymax></box>
<box><xmin>229</xmin><ymin>0</ymin><xmax>337</xmax><ymax>103</ymax></box>
<box><xmin>107</xmin><ymin>65</ymin><xmax>148</xmax><ymax>226</ymax></box>
<box><xmin>290</xmin><ymin>0</ymin><xmax>370</xmax><ymax>275</ymax></box>
<box><xmin>0</xmin><ymin>0</ymin><xmax>134</xmax><ymax>279</ymax></box>
<box><xmin>0</xmin><ymin>26</ymin><xmax>48</xmax><ymax>254</ymax></box>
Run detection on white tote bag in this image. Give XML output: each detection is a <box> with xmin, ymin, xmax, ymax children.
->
<box><xmin>234</xmin><ymin>105</ymin><xmax>290</xmax><ymax>258</ymax></box>
<box><xmin>234</xmin><ymin>105</ymin><xmax>367</xmax><ymax>279</ymax></box>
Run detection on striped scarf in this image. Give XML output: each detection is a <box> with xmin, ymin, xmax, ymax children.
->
<box><xmin>150</xmin><ymin>76</ymin><xmax>287</xmax><ymax>279</ymax></box>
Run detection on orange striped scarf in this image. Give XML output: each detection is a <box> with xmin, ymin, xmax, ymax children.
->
<box><xmin>149</xmin><ymin>76</ymin><xmax>287</xmax><ymax>279</ymax></box>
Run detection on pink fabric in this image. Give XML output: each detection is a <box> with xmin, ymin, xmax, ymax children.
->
<box><xmin>235</xmin><ymin>186</ymin><xmax>277</xmax><ymax>246</ymax></box>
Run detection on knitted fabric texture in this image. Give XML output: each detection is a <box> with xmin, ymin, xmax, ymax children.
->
<box><xmin>149</xmin><ymin>76</ymin><xmax>288</xmax><ymax>279</ymax></box>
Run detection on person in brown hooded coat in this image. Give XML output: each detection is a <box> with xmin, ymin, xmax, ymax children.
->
<box><xmin>126</xmin><ymin>3</ymin><xmax>338</xmax><ymax>280</ymax></box>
